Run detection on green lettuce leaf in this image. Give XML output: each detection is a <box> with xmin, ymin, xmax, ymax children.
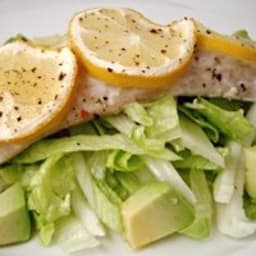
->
<box><xmin>233</xmin><ymin>30</ymin><xmax>251</xmax><ymax>40</ymax></box>
<box><xmin>71</xmin><ymin>187</ymin><xmax>106</xmax><ymax>237</ymax></box>
<box><xmin>173</xmin><ymin>151</ymin><xmax>220</xmax><ymax>171</ymax></box>
<box><xmin>185</xmin><ymin>98</ymin><xmax>254</xmax><ymax>141</ymax></box>
<box><xmin>124</xmin><ymin>102</ymin><xmax>153</xmax><ymax>127</ymax></box>
<box><xmin>72</xmin><ymin>153</ymin><xmax>123</xmax><ymax>232</ymax></box>
<box><xmin>180</xmin><ymin>116</ymin><xmax>224</xmax><ymax>167</ymax></box>
<box><xmin>53</xmin><ymin>215</ymin><xmax>99</xmax><ymax>253</ymax></box>
<box><xmin>144</xmin><ymin>96</ymin><xmax>181</xmax><ymax>139</ymax></box>
<box><xmin>4</xmin><ymin>34</ymin><xmax>29</xmax><ymax>45</ymax></box>
<box><xmin>27</xmin><ymin>154</ymin><xmax>75</xmax><ymax>245</ymax></box>
<box><xmin>115</xmin><ymin>172</ymin><xmax>142</xmax><ymax>195</ymax></box>
<box><xmin>180</xmin><ymin>169</ymin><xmax>212</xmax><ymax>239</ymax></box>
<box><xmin>14</xmin><ymin>134</ymin><xmax>143</xmax><ymax>163</ymax></box>
<box><xmin>88</xmin><ymin>151</ymin><xmax>108</xmax><ymax>180</ymax></box>
<box><xmin>143</xmin><ymin>156</ymin><xmax>197</xmax><ymax>204</ymax></box>
<box><xmin>106</xmin><ymin>150</ymin><xmax>143</xmax><ymax>172</ymax></box>
<box><xmin>244</xmin><ymin>194</ymin><xmax>256</xmax><ymax>220</ymax></box>
<box><xmin>179</xmin><ymin>105</ymin><xmax>219</xmax><ymax>143</ymax></box>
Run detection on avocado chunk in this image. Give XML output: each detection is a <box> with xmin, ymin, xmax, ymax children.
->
<box><xmin>244</xmin><ymin>147</ymin><xmax>256</xmax><ymax>198</ymax></box>
<box><xmin>0</xmin><ymin>182</ymin><xmax>31</xmax><ymax>245</ymax></box>
<box><xmin>121</xmin><ymin>181</ymin><xmax>194</xmax><ymax>248</ymax></box>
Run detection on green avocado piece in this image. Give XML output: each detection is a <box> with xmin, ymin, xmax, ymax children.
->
<box><xmin>121</xmin><ymin>181</ymin><xmax>194</xmax><ymax>249</ymax></box>
<box><xmin>0</xmin><ymin>182</ymin><xmax>31</xmax><ymax>245</ymax></box>
<box><xmin>245</xmin><ymin>147</ymin><xmax>256</xmax><ymax>199</ymax></box>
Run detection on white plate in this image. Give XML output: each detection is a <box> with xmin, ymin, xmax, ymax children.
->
<box><xmin>0</xmin><ymin>0</ymin><xmax>256</xmax><ymax>255</ymax></box>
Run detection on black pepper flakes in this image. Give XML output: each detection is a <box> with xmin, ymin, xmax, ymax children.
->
<box><xmin>76</xmin><ymin>142</ymin><xmax>81</xmax><ymax>146</ymax></box>
<box><xmin>215</xmin><ymin>73</ymin><xmax>222</xmax><ymax>82</ymax></box>
<box><xmin>54</xmin><ymin>94</ymin><xmax>59</xmax><ymax>100</ymax></box>
<box><xmin>214</xmin><ymin>56</ymin><xmax>221</xmax><ymax>64</ymax></box>
<box><xmin>240</xmin><ymin>83</ymin><xmax>247</xmax><ymax>92</ymax></box>
<box><xmin>17</xmin><ymin>116</ymin><xmax>22</xmax><ymax>122</ymax></box>
<box><xmin>107</xmin><ymin>67</ymin><xmax>113</xmax><ymax>72</ymax></box>
<box><xmin>161</xmin><ymin>49</ymin><xmax>167</xmax><ymax>54</ymax></box>
<box><xmin>103</xmin><ymin>96</ymin><xmax>108</xmax><ymax>101</ymax></box>
<box><xmin>31</xmin><ymin>67</ymin><xmax>37</xmax><ymax>73</ymax></box>
<box><xmin>206</xmin><ymin>29</ymin><xmax>212</xmax><ymax>35</ymax></box>
<box><xmin>38</xmin><ymin>99</ymin><xmax>42</xmax><ymax>105</ymax></box>
<box><xmin>58</xmin><ymin>72</ymin><xmax>66</xmax><ymax>81</ymax></box>
<box><xmin>150</xmin><ymin>28</ymin><xmax>158</xmax><ymax>34</ymax></box>
<box><xmin>0</xmin><ymin>96</ymin><xmax>3</xmax><ymax>102</ymax></box>
<box><xmin>121</xmin><ymin>48</ymin><xmax>126</xmax><ymax>51</ymax></box>
<box><xmin>14</xmin><ymin>106</ymin><xmax>19</xmax><ymax>111</ymax></box>
<box><xmin>0</xmin><ymin>112</ymin><xmax>2</xmax><ymax>118</ymax></box>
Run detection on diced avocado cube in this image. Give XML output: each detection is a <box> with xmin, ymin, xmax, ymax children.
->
<box><xmin>0</xmin><ymin>182</ymin><xmax>31</xmax><ymax>245</ymax></box>
<box><xmin>121</xmin><ymin>181</ymin><xmax>194</xmax><ymax>248</ymax></box>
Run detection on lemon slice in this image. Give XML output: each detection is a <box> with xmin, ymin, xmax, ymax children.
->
<box><xmin>0</xmin><ymin>41</ymin><xmax>77</xmax><ymax>143</ymax></box>
<box><xmin>195</xmin><ymin>21</ymin><xmax>256</xmax><ymax>62</ymax></box>
<box><xmin>68</xmin><ymin>8</ymin><xmax>196</xmax><ymax>89</ymax></box>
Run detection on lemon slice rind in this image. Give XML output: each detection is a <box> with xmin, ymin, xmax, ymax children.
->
<box><xmin>0</xmin><ymin>41</ymin><xmax>77</xmax><ymax>143</ymax></box>
<box><xmin>68</xmin><ymin>8</ymin><xmax>196</xmax><ymax>89</ymax></box>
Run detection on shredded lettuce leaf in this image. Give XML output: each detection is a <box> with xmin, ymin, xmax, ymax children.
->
<box><xmin>216</xmin><ymin>145</ymin><xmax>256</xmax><ymax>238</ymax></box>
<box><xmin>27</xmin><ymin>154</ymin><xmax>75</xmax><ymax>245</ymax></box>
<box><xmin>88</xmin><ymin>151</ymin><xmax>108</xmax><ymax>180</ymax></box>
<box><xmin>213</xmin><ymin>142</ymin><xmax>241</xmax><ymax>203</ymax></box>
<box><xmin>185</xmin><ymin>98</ymin><xmax>254</xmax><ymax>141</ymax></box>
<box><xmin>124</xmin><ymin>102</ymin><xmax>153</xmax><ymax>127</ymax></box>
<box><xmin>173</xmin><ymin>151</ymin><xmax>220</xmax><ymax>171</ymax></box>
<box><xmin>180</xmin><ymin>169</ymin><xmax>212</xmax><ymax>239</ymax></box>
<box><xmin>233</xmin><ymin>29</ymin><xmax>251</xmax><ymax>40</ymax></box>
<box><xmin>14</xmin><ymin>134</ymin><xmax>143</xmax><ymax>163</ymax></box>
<box><xmin>179</xmin><ymin>105</ymin><xmax>219</xmax><ymax>143</ymax></box>
<box><xmin>72</xmin><ymin>153</ymin><xmax>123</xmax><ymax>232</ymax></box>
<box><xmin>180</xmin><ymin>116</ymin><xmax>224</xmax><ymax>168</ymax></box>
<box><xmin>71</xmin><ymin>187</ymin><xmax>106</xmax><ymax>237</ymax></box>
<box><xmin>115</xmin><ymin>172</ymin><xmax>141</xmax><ymax>194</ymax></box>
<box><xmin>143</xmin><ymin>156</ymin><xmax>197</xmax><ymax>204</ymax></box>
<box><xmin>244</xmin><ymin>195</ymin><xmax>256</xmax><ymax>220</ymax></box>
<box><xmin>106</xmin><ymin>150</ymin><xmax>143</xmax><ymax>172</ymax></box>
<box><xmin>53</xmin><ymin>215</ymin><xmax>99</xmax><ymax>253</ymax></box>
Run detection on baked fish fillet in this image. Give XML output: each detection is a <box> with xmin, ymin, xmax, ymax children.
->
<box><xmin>1</xmin><ymin>48</ymin><xmax>256</xmax><ymax>164</ymax></box>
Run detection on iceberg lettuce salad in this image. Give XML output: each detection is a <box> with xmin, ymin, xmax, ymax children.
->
<box><xmin>1</xmin><ymin>31</ymin><xmax>256</xmax><ymax>253</ymax></box>
<box><xmin>1</xmin><ymin>93</ymin><xmax>256</xmax><ymax>252</ymax></box>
